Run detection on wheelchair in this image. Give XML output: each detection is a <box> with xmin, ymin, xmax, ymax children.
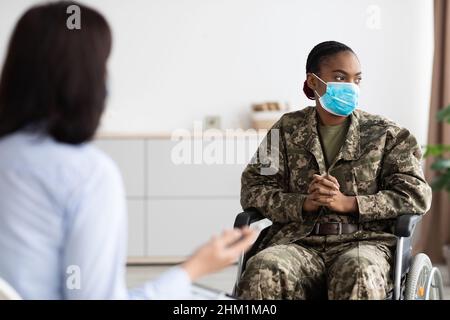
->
<box><xmin>232</xmin><ymin>209</ymin><xmax>445</xmax><ymax>300</ymax></box>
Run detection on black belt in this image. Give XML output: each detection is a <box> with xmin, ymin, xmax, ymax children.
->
<box><xmin>310</xmin><ymin>222</ymin><xmax>360</xmax><ymax>236</ymax></box>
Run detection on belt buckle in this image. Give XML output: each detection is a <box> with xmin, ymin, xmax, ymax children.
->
<box><xmin>314</xmin><ymin>223</ymin><xmax>321</xmax><ymax>234</ymax></box>
<box><xmin>337</xmin><ymin>222</ymin><xmax>342</xmax><ymax>235</ymax></box>
<box><xmin>314</xmin><ymin>222</ymin><xmax>343</xmax><ymax>235</ymax></box>
<box><xmin>329</xmin><ymin>222</ymin><xmax>342</xmax><ymax>235</ymax></box>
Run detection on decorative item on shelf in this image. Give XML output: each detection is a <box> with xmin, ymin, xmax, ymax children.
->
<box><xmin>251</xmin><ymin>101</ymin><xmax>290</xmax><ymax>130</ymax></box>
<box><xmin>204</xmin><ymin>115</ymin><xmax>221</xmax><ymax>130</ymax></box>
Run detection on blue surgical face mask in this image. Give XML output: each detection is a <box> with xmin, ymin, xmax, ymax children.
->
<box><xmin>312</xmin><ymin>73</ymin><xmax>359</xmax><ymax>117</ymax></box>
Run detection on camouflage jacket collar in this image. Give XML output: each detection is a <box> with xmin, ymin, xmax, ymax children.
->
<box><xmin>291</xmin><ymin>106</ymin><xmax>361</xmax><ymax>173</ymax></box>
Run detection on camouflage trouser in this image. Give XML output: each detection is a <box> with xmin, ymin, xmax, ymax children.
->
<box><xmin>236</xmin><ymin>237</ymin><xmax>393</xmax><ymax>300</ymax></box>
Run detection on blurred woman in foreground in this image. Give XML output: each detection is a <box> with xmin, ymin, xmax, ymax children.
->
<box><xmin>0</xmin><ymin>1</ymin><xmax>255</xmax><ymax>299</ymax></box>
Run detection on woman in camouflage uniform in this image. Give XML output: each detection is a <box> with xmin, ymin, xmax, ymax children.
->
<box><xmin>237</xmin><ymin>41</ymin><xmax>432</xmax><ymax>300</ymax></box>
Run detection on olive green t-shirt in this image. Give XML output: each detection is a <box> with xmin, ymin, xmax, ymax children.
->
<box><xmin>316</xmin><ymin>117</ymin><xmax>354</xmax><ymax>224</ymax></box>
<box><xmin>317</xmin><ymin>117</ymin><xmax>351</xmax><ymax>170</ymax></box>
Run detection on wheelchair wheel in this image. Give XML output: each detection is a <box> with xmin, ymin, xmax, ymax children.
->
<box><xmin>404</xmin><ymin>253</ymin><xmax>444</xmax><ymax>300</ymax></box>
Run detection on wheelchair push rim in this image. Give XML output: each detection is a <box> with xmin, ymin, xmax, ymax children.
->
<box><xmin>404</xmin><ymin>253</ymin><xmax>444</xmax><ymax>300</ymax></box>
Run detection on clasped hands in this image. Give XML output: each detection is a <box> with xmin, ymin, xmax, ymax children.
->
<box><xmin>303</xmin><ymin>173</ymin><xmax>358</xmax><ymax>214</ymax></box>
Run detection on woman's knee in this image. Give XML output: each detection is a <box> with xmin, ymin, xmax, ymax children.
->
<box><xmin>329</xmin><ymin>256</ymin><xmax>391</xmax><ymax>300</ymax></box>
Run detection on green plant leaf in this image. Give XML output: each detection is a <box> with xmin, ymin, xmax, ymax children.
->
<box><xmin>425</xmin><ymin>144</ymin><xmax>447</xmax><ymax>157</ymax></box>
<box><xmin>436</xmin><ymin>104</ymin><xmax>450</xmax><ymax>123</ymax></box>
<box><xmin>431</xmin><ymin>159</ymin><xmax>450</xmax><ymax>170</ymax></box>
<box><xmin>431</xmin><ymin>170</ymin><xmax>450</xmax><ymax>192</ymax></box>
<box><xmin>431</xmin><ymin>174</ymin><xmax>447</xmax><ymax>191</ymax></box>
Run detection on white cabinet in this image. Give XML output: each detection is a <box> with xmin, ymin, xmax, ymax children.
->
<box><xmin>146</xmin><ymin>199</ymin><xmax>242</xmax><ymax>257</ymax></box>
<box><xmin>94</xmin><ymin>134</ymin><xmax>262</xmax><ymax>262</ymax></box>
<box><xmin>127</xmin><ymin>200</ymin><xmax>146</xmax><ymax>257</ymax></box>
<box><xmin>147</xmin><ymin>140</ymin><xmax>248</xmax><ymax>197</ymax></box>
<box><xmin>94</xmin><ymin>139</ymin><xmax>146</xmax><ymax>197</ymax></box>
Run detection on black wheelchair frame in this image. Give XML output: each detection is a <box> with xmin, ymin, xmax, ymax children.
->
<box><xmin>232</xmin><ymin>209</ymin><xmax>443</xmax><ymax>300</ymax></box>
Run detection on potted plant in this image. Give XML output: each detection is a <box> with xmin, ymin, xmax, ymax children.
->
<box><xmin>424</xmin><ymin>103</ymin><xmax>450</xmax><ymax>279</ymax></box>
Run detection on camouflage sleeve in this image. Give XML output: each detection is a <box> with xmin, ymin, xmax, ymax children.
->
<box><xmin>240</xmin><ymin>118</ymin><xmax>306</xmax><ymax>224</ymax></box>
<box><xmin>356</xmin><ymin>127</ymin><xmax>432</xmax><ymax>222</ymax></box>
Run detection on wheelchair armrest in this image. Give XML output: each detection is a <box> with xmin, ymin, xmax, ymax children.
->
<box><xmin>234</xmin><ymin>208</ymin><xmax>266</xmax><ymax>228</ymax></box>
<box><xmin>394</xmin><ymin>214</ymin><xmax>422</xmax><ymax>238</ymax></box>
<box><xmin>393</xmin><ymin>214</ymin><xmax>422</xmax><ymax>299</ymax></box>
<box><xmin>233</xmin><ymin>208</ymin><xmax>271</xmax><ymax>295</ymax></box>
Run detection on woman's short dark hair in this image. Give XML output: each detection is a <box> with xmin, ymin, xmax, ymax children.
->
<box><xmin>0</xmin><ymin>1</ymin><xmax>112</xmax><ymax>144</ymax></box>
<box><xmin>303</xmin><ymin>41</ymin><xmax>355</xmax><ymax>100</ymax></box>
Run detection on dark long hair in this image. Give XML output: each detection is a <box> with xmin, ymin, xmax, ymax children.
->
<box><xmin>303</xmin><ymin>41</ymin><xmax>355</xmax><ymax>100</ymax></box>
<box><xmin>0</xmin><ymin>1</ymin><xmax>112</xmax><ymax>144</ymax></box>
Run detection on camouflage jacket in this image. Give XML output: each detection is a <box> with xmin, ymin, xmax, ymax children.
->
<box><xmin>241</xmin><ymin>106</ymin><xmax>432</xmax><ymax>249</ymax></box>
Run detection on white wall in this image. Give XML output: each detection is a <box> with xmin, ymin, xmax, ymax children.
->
<box><xmin>0</xmin><ymin>0</ymin><xmax>434</xmax><ymax>145</ymax></box>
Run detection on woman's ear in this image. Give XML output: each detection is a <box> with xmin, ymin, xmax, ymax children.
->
<box><xmin>306</xmin><ymin>73</ymin><xmax>317</xmax><ymax>92</ymax></box>
<box><xmin>303</xmin><ymin>74</ymin><xmax>316</xmax><ymax>100</ymax></box>
<box><xmin>308</xmin><ymin>73</ymin><xmax>327</xmax><ymax>96</ymax></box>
